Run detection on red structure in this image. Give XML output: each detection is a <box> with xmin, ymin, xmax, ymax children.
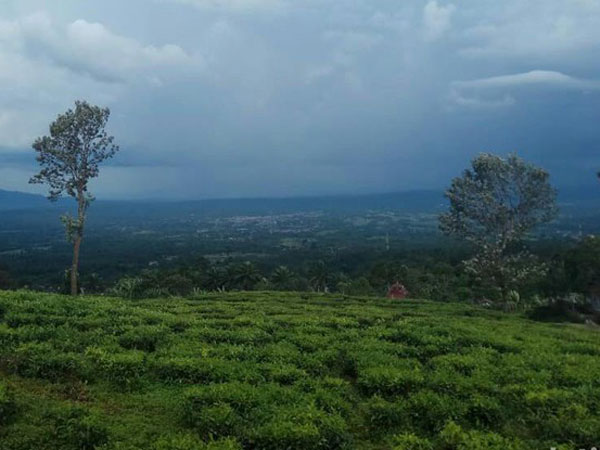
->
<box><xmin>387</xmin><ymin>282</ymin><xmax>409</xmax><ymax>299</ymax></box>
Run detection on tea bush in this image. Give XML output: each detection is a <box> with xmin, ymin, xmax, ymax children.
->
<box><xmin>0</xmin><ymin>382</ymin><xmax>16</xmax><ymax>426</ymax></box>
<box><xmin>49</xmin><ymin>406</ymin><xmax>109</xmax><ymax>450</ymax></box>
<box><xmin>0</xmin><ymin>290</ymin><xmax>599</xmax><ymax>449</ymax></box>
<box><xmin>150</xmin><ymin>435</ymin><xmax>242</xmax><ymax>450</ymax></box>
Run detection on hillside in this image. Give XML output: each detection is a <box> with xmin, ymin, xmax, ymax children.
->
<box><xmin>0</xmin><ymin>291</ymin><xmax>599</xmax><ymax>449</ymax></box>
<box><xmin>0</xmin><ymin>190</ymin><xmax>49</xmax><ymax>211</ymax></box>
<box><xmin>0</xmin><ymin>189</ymin><xmax>446</xmax><ymax>214</ymax></box>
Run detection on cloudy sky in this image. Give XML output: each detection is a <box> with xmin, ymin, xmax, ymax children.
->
<box><xmin>1</xmin><ymin>0</ymin><xmax>599</xmax><ymax>199</ymax></box>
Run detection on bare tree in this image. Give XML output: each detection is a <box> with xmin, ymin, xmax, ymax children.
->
<box><xmin>30</xmin><ymin>101</ymin><xmax>119</xmax><ymax>296</ymax></box>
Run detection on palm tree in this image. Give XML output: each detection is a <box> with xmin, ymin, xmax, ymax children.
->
<box><xmin>232</xmin><ymin>261</ymin><xmax>263</xmax><ymax>291</ymax></box>
<box><xmin>271</xmin><ymin>266</ymin><xmax>296</xmax><ymax>290</ymax></box>
<box><xmin>308</xmin><ymin>260</ymin><xmax>332</xmax><ymax>292</ymax></box>
<box><xmin>204</xmin><ymin>266</ymin><xmax>226</xmax><ymax>291</ymax></box>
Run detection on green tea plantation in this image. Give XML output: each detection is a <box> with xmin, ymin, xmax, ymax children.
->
<box><xmin>0</xmin><ymin>290</ymin><xmax>599</xmax><ymax>449</ymax></box>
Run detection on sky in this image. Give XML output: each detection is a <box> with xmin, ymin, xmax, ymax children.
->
<box><xmin>0</xmin><ymin>0</ymin><xmax>599</xmax><ymax>199</ymax></box>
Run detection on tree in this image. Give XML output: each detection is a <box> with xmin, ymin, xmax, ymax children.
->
<box><xmin>308</xmin><ymin>260</ymin><xmax>332</xmax><ymax>292</ymax></box>
<box><xmin>231</xmin><ymin>261</ymin><xmax>263</xmax><ymax>291</ymax></box>
<box><xmin>0</xmin><ymin>267</ymin><xmax>13</xmax><ymax>290</ymax></box>
<box><xmin>271</xmin><ymin>266</ymin><xmax>297</xmax><ymax>291</ymax></box>
<box><xmin>439</xmin><ymin>153</ymin><xmax>557</xmax><ymax>299</ymax></box>
<box><xmin>30</xmin><ymin>101</ymin><xmax>119</xmax><ymax>296</ymax></box>
<box><xmin>204</xmin><ymin>266</ymin><xmax>227</xmax><ymax>292</ymax></box>
<box><xmin>563</xmin><ymin>236</ymin><xmax>600</xmax><ymax>297</ymax></box>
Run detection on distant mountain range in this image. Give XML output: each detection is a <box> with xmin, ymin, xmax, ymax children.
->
<box><xmin>0</xmin><ymin>187</ymin><xmax>597</xmax><ymax>215</ymax></box>
<box><xmin>0</xmin><ymin>188</ymin><xmax>447</xmax><ymax>214</ymax></box>
<box><xmin>0</xmin><ymin>190</ymin><xmax>52</xmax><ymax>211</ymax></box>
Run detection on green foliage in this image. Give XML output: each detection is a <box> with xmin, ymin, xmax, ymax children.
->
<box><xmin>270</xmin><ymin>266</ymin><xmax>298</xmax><ymax>291</ymax></box>
<box><xmin>182</xmin><ymin>382</ymin><xmax>351</xmax><ymax>449</ymax></box>
<box><xmin>118</xmin><ymin>325</ymin><xmax>168</xmax><ymax>352</ymax></box>
<box><xmin>49</xmin><ymin>406</ymin><xmax>109</xmax><ymax>450</ymax></box>
<box><xmin>357</xmin><ymin>366</ymin><xmax>424</xmax><ymax>397</ymax></box>
<box><xmin>0</xmin><ymin>382</ymin><xmax>17</xmax><ymax>425</ymax></box>
<box><xmin>0</xmin><ymin>290</ymin><xmax>599</xmax><ymax>449</ymax></box>
<box><xmin>528</xmin><ymin>292</ymin><xmax>599</xmax><ymax>324</ymax></box>
<box><xmin>151</xmin><ymin>435</ymin><xmax>242</xmax><ymax>450</ymax></box>
<box><xmin>364</xmin><ymin>396</ymin><xmax>407</xmax><ymax>430</ymax></box>
<box><xmin>250</xmin><ymin>405</ymin><xmax>350</xmax><ymax>450</ymax></box>
<box><xmin>30</xmin><ymin>100</ymin><xmax>118</xmax><ymax>201</ymax></box>
<box><xmin>440</xmin><ymin>153</ymin><xmax>557</xmax><ymax>298</ymax></box>
<box><xmin>308</xmin><ymin>260</ymin><xmax>333</xmax><ymax>292</ymax></box>
<box><xmin>10</xmin><ymin>342</ymin><xmax>88</xmax><ymax>381</ymax></box>
<box><xmin>438</xmin><ymin>421</ymin><xmax>525</xmax><ymax>450</ymax></box>
<box><xmin>390</xmin><ymin>433</ymin><xmax>433</xmax><ymax>450</ymax></box>
<box><xmin>230</xmin><ymin>262</ymin><xmax>263</xmax><ymax>291</ymax></box>
<box><xmin>112</xmin><ymin>277</ymin><xmax>146</xmax><ymax>299</ymax></box>
<box><xmin>440</xmin><ymin>153</ymin><xmax>557</xmax><ymax>248</ymax></box>
<box><xmin>85</xmin><ymin>347</ymin><xmax>147</xmax><ymax>390</ymax></box>
<box><xmin>0</xmin><ymin>267</ymin><xmax>14</xmax><ymax>290</ymax></box>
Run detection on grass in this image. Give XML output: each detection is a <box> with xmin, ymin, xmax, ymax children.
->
<box><xmin>0</xmin><ymin>290</ymin><xmax>599</xmax><ymax>449</ymax></box>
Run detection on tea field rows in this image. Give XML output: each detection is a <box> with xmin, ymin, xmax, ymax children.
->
<box><xmin>0</xmin><ymin>290</ymin><xmax>599</xmax><ymax>449</ymax></box>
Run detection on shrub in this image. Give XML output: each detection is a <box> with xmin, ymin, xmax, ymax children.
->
<box><xmin>118</xmin><ymin>326</ymin><xmax>168</xmax><ymax>352</ymax></box>
<box><xmin>85</xmin><ymin>347</ymin><xmax>146</xmax><ymax>390</ymax></box>
<box><xmin>183</xmin><ymin>383</ymin><xmax>351</xmax><ymax>449</ymax></box>
<box><xmin>364</xmin><ymin>396</ymin><xmax>407</xmax><ymax>431</ymax></box>
<box><xmin>11</xmin><ymin>342</ymin><xmax>88</xmax><ymax>381</ymax></box>
<box><xmin>391</xmin><ymin>433</ymin><xmax>434</xmax><ymax>450</ymax></box>
<box><xmin>152</xmin><ymin>357</ymin><xmax>208</xmax><ymax>384</ymax></box>
<box><xmin>464</xmin><ymin>394</ymin><xmax>503</xmax><ymax>428</ymax></box>
<box><xmin>182</xmin><ymin>382</ymin><xmax>262</xmax><ymax>438</ymax></box>
<box><xmin>250</xmin><ymin>420</ymin><xmax>322</xmax><ymax>450</ymax></box>
<box><xmin>306</xmin><ymin>379</ymin><xmax>353</xmax><ymax>415</ymax></box>
<box><xmin>250</xmin><ymin>405</ymin><xmax>350</xmax><ymax>450</ymax></box>
<box><xmin>328</xmin><ymin>348</ymin><xmax>358</xmax><ymax>380</ymax></box>
<box><xmin>0</xmin><ymin>382</ymin><xmax>16</xmax><ymax>425</ymax></box>
<box><xmin>260</xmin><ymin>363</ymin><xmax>306</xmax><ymax>385</ymax></box>
<box><xmin>540</xmin><ymin>403</ymin><xmax>600</xmax><ymax>448</ymax></box>
<box><xmin>357</xmin><ymin>366</ymin><xmax>424</xmax><ymax>397</ymax></box>
<box><xmin>152</xmin><ymin>357</ymin><xmax>261</xmax><ymax>384</ymax></box>
<box><xmin>0</xmin><ymin>324</ymin><xmax>16</xmax><ymax>350</ymax></box>
<box><xmin>111</xmin><ymin>278</ymin><xmax>145</xmax><ymax>299</ymax></box>
<box><xmin>528</xmin><ymin>294</ymin><xmax>599</xmax><ymax>324</ymax></box>
<box><xmin>151</xmin><ymin>435</ymin><xmax>242</xmax><ymax>450</ymax></box>
<box><xmin>407</xmin><ymin>391</ymin><xmax>466</xmax><ymax>434</ymax></box>
<box><xmin>50</xmin><ymin>406</ymin><xmax>109</xmax><ymax>450</ymax></box>
<box><xmin>438</xmin><ymin>421</ymin><xmax>524</xmax><ymax>450</ymax></box>
<box><xmin>187</xmin><ymin>403</ymin><xmax>239</xmax><ymax>439</ymax></box>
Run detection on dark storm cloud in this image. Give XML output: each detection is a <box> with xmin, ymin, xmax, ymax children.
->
<box><xmin>1</xmin><ymin>0</ymin><xmax>600</xmax><ymax>198</ymax></box>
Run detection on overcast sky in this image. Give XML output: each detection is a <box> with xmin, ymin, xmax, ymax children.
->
<box><xmin>1</xmin><ymin>0</ymin><xmax>599</xmax><ymax>199</ymax></box>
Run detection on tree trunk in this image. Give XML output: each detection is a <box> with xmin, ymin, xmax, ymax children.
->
<box><xmin>71</xmin><ymin>191</ymin><xmax>86</xmax><ymax>296</ymax></box>
<box><xmin>71</xmin><ymin>236</ymin><xmax>82</xmax><ymax>296</ymax></box>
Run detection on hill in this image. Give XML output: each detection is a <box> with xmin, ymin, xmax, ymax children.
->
<box><xmin>0</xmin><ymin>190</ymin><xmax>49</xmax><ymax>211</ymax></box>
<box><xmin>0</xmin><ymin>189</ymin><xmax>446</xmax><ymax>215</ymax></box>
<box><xmin>1</xmin><ymin>186</ymin><xmax>597</xmax><ymax>215</ymax></box>
<box><xmin>0</xmin><ymin>290</ymin><xmax>598</xmax><ymax>449</ymax></box>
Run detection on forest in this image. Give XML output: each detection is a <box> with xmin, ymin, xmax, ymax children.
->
<box><xmin>1</xmin><ymin>186</ymin><xmax>599</xmax><ymax>326</ymax></box>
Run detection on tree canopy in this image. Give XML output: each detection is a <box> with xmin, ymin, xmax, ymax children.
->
<box><xmin>440</xmin><ymin>153</ymin><xmax>557</xmax><ymax>251</ymax></box>
<box><xmin>439</xmin><ymin>153</ymin><xmax>557</xmax><ymax>300</ymax></box>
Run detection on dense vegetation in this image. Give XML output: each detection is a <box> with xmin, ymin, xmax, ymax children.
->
<box><xmin>1</xmin><ymin>290</ymin><xmax>599</xmax><ymax>449</ymax></box>
<box><xmin>2</xmin><ymin>196</ymin><xmax>598</xmax><ymax>323</ymax></box>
